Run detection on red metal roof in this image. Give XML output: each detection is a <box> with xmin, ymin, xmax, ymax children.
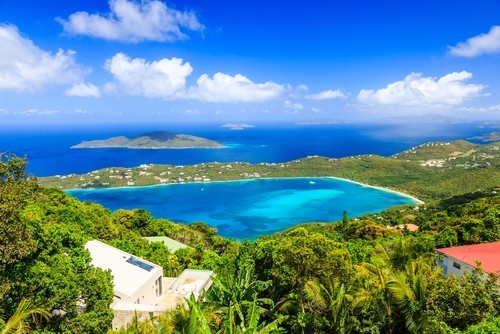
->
<box><xmin>436</xmin><ymin>242</ymin><xmax>500</xmax><ymax>274</ymax></box>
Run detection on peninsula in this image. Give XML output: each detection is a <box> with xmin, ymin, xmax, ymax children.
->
<box><xmin>71</xmin><ymin>131</ymin><xmax>224</xmax><ymax>149</ymax></box>
<box><xmin>43</xmin><ymin>139</ymin><xmax>499</xmax><ymax>202</ymax></box>
<box><xmin>472</xmin><ymin>131</ymin><xmax>500</xmax><ymax>142</ymax></box>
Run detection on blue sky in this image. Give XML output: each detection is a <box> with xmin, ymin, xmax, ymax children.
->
<box><xmin>0</xmin><ymin>0</ymin><xmax>499</xmax><ymax>125</ymax></box>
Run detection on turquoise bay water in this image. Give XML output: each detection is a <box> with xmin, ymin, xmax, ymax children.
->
<box><xmin>67</xmin><ymin>178</ymin><xmax>418</xmax><ymax>240</ymax></box>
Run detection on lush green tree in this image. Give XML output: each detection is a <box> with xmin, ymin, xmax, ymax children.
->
<box><xmin>464</xmin><ymin>317</ymin><xmax>500</xmax><ymax>334</ymax></box>
<box><xmin>427</xmin><ymin>269</ymin><xmax>498</xmax><ymax>330</ymax></box>
<box><xmin>0</xmin><ymin>155</ymin><xmax>38</xmax><ymax>270</ymax></box>
<box><xmin>436</xmin><ymin>227</ymin><xmax>458</xmax><ymax>247</ymax></box>
<box><xmin>254</xmin><ymin>228</ymin><xmax>352</xmax><ymax>332</ymax></box>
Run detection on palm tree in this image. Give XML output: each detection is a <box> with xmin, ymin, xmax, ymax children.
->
<box><xmin>158</xmin><ymin>305</ymin><xmax>191</xmax><ymax>333</ymax></box>
<box><xmin>223</xmin><ymin>296</ymin><xmax>285</xmax><ymax>334</ymax></box>
<box><xmin>115</xmin><ymin>312</ymin><xmax>160</xmax><ymax>334</ymax></box>
<box><xmin>353</xmin><ymin>242</ymin><xmax>396</xmax><ymax>333</ymax></box>
<box><xmin>304</xmin><ymin>277</ymin><xmax>353</xmax><ymax>334</ymax></box>
<box><xmin>0</xmin><ymin>299</ymin><xmax>50</xmax><ymax>334</ymax></box>
<box><xmin>354</xmin><ymin>263</ymin><xmax>395</xmax><ymax>333</ymax></box>
<box><xmin>389</xmin><ymin>237</ymin><xmax>416</xmax><ymax>271</ymax></box>
<box><xmin>387</xmin><ymin>258</ymin><xmax>438</xmax><ymax>334</ymax></box>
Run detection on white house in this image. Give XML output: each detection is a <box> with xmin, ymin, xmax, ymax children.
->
<box><xmin>85</xmin><ymin>240</ymin><xmax>163</xmax><ymax>306</ymax></box>
<box><xmin>436</xmin><ymin>241</ymin><xmax>500</xmax><ymax>277</ymax></box>
<box><xmin>85</xmin><ymin>240</ymin><xmax>214</xmax><ymax>330</ymax></box>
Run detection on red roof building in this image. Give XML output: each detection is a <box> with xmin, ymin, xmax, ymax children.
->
<box><xmin>436</xmin><ymin>242</ymin><xmax>500</xmax><ymax>277</ymax></box>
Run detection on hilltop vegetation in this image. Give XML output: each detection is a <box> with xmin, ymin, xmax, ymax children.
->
<box><xmin>42</xmin><ymin>139</ymin><xmax>500</xmax><ymax>201</ymax></box>
<box><xmin>392</xmin><ymin>140</ymin><xmax>478</xmax><ymax>161</ymax></box>
<box><xmin>72</xmin><ymin>131</ymin><xmax>223</xmax><ymax>149</ymax></box>
<box><xmin>1</xmin><ymin>154</ymin><xmax>499</xmax><ymax>333</ymax></box>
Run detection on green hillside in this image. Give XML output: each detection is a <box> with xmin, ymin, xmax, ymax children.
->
<box><xmin>392</xmin><ymin>139</ymin><xmax>478</xmax><ymax>161</ymax></box>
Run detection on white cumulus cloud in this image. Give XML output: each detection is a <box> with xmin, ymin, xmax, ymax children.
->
<box><xmin>66</xmin><ymin>82</ymin><xmax>102</xmax><ymax>97</ymax></box>
<box><xmin>358</xmin><ymin>71</ymin><xmax>485</xmax><ymax>107</ymax></box>
<box><xmin>306</xmin><ymin>89</ymin><xmax>347</xmax><ymax>100</ymax></box>
<box><xmin>103</xmin><ymin>54</ymin><xmax>286</xmax><ymax>102</ymax></box>
<box><xmin>58</xmin><ymin>0</ymin><xmax>204</xmax><ymax>43</ymax></box>
<box><xmin>449</xmin><ymin>26</ymin><xmax>500</xmax><ymax>58</ymax></box>
<box><xmin>284</xmin><ymin>100</ymin><xmax>304</xmax><ymax>110</ymax></box>
<box><xmin>105</xmin><ymin>53</ymin><xmax>193</xmax><ymax>98</ymax></box>
<box><xmin>188</xmin><ymin>73</ymin><xmax>285</xmax><ymax>102</ymax></box>
<box><xmin>0</xmin><ymin>24</ymin><xmax>86</xmax><ymax>92</ymax></box>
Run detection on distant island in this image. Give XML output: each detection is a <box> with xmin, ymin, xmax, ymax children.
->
<box><xmin>220</xmin><ymin>123</ymin><xmax>255</xmax><ymax>130</ymax></box>
<box><xmin>71</xmin><ymin>131</ymin><xmax>224</xmax><ymax>149</ymax></box>
<box><xmin>472</xmin><ymin>131</ymin><xmax>500</xmax><ymax>142</ymax></box>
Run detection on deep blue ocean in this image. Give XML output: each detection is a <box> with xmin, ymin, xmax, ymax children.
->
<box><xmin>0</xmin><ymin>122</ymin><xmax>494</xmax><ymax>177</ymax></box>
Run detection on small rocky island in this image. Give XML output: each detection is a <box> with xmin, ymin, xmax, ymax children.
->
<box><xmin>72</xmin><ymin>131</ymin><xmax>224</xmax><ymax>149</ymax></box>
<box><xmin>220</xmin><ymin>123</ymin><xmax>254</xmax><ymax>130</ymax></box>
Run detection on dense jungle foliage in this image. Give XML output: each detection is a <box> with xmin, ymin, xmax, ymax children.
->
<box><xmin>0</xmin><ymin>154</ymin><xmax>499</xmax><ymax>333</ymax></box>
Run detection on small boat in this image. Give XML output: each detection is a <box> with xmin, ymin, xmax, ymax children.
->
<box><xmin>309</xmin><ymin>181</ymin><xmax>316</xmax><ymax>184</ymax></box>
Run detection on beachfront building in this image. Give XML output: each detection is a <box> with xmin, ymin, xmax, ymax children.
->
<box><xmin>84</xmin><ymin>240</ymin><xmax>214</xmax><ymax>330</ymax></box>
<box><xmin>435</xmin><ymin>242</ymin><xmax>500</xmax><ymax>277</ymax></box>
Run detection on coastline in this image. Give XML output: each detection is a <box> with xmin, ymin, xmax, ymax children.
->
<box><xmin>330</xmin><ymin>177</ymin><xmax>425</xmax><ymax>204</ymax></box>
<box><xmin>65</xmin><ymin>176</ymin><xmax>424</xmax><ymax>204</ymax></box>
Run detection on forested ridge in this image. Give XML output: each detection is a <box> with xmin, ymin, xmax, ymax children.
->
<box><xmin>1</xmin><ymin>154</ymin><xmax>499</xmax><ymax>333</ymax></box>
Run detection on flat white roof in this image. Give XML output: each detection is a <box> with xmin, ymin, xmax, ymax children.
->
<box><xmin>85</xmin><ymin>240</ymin><xmax>162</xmax><ymax>298</ymax></box>
<box><xmin>166</xmin><ymin>269</ymin><xmax>213</xmax><ymax>295</ymax></box>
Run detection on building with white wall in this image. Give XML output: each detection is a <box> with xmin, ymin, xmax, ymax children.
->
<box><xmin>85</xmin><ymin>240</ymin><xmax>163</xmax><ymax>306</ymax></box>
<box><xmin>436</xmin><ymin>241</ymin><xmax>500</xmax><ymax>277</ymax></box>
<box><xmin>85</xmin><ymin>239</ymin><xmax>214</xmax><ymax>330</ymax></box>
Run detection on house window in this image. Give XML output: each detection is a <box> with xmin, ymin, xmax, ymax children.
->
<box><xmin>155</xmin><ymin>277</ymin><xmax>163</xmax><ymax>297</ymax></box>
<box><xmin>453</xmin><ymin>262</ymin><xmax>461</xmax><ymax>269</ymax></box>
